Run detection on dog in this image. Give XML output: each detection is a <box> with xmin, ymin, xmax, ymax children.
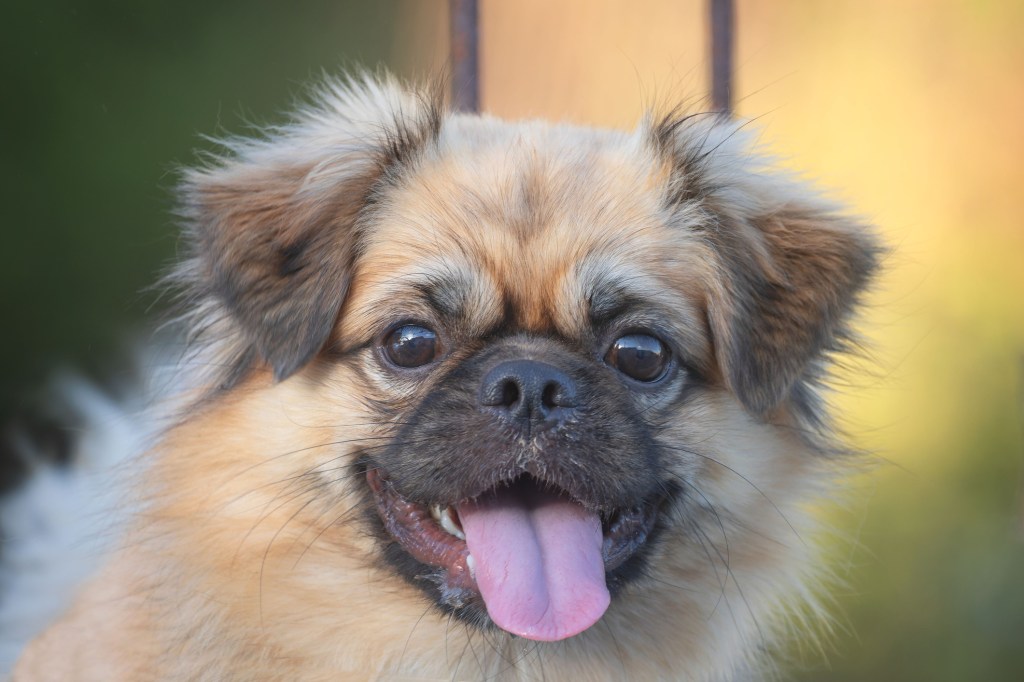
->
<box><xmin>12</xmin><ymin>73</ymin><xmax>879</xmax><ymax>680</ymax></box>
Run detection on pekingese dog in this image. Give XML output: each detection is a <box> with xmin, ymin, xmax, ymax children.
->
<box><xmin>14</xmin><ymin>73</ymin><xmax>879</xmax><ymax>680</ymax></box>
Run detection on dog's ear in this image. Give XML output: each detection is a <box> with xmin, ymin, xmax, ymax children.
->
<box><xmin>706</xmin><ymin>203</ymin><xmax>880</xmax><ymax>415</ymax></box>
<box><xmin>652</xmin><ymin>114</ymin><xmax>881</xmax><ymax>415</ymax></box>
<box><xmin>178</xmin><ymin>76</ymin><xmax>443</xmax><ymax>382</ymax></box>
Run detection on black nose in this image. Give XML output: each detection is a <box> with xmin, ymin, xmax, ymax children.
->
<box><xmin>479</xmin><ymin>360</ymin><xmax>578</xmax><ymax>428</ymax></box>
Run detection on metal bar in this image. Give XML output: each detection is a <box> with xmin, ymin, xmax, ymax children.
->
<box><xmin>709</xmin><ymin>0</ymin><xmax>734</xmax><ymax>116</ymax></box>
<box><xmin>450</xmin><ymin>0</ymin><xmax>480</xmax><ymax>113</ymax></box>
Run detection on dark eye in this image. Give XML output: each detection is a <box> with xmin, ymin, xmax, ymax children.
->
<box><xmin>383</xmin><ymin>325</ymin><xmax>440</xmax><ymax>368</ymax></box>
<box><xmin>605</xmin><ymin>334</ymin><xmax>669</xmax><ymax>382</ymax></box>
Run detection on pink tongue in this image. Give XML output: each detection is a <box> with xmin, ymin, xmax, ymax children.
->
<box><xmin>456</xmin><ymin>480</ymin><xmax>610</xmax><ymax>642</ymax></box>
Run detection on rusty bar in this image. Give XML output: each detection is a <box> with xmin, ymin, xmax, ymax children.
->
<box><xmin>450</xmin><ymin>0</ymin><xmax>480</xmax><ymax>113</ymax></box>
<box><xmin>709</xmin><ymin>0</ymin><xmax>734</xmax><ymax>116</ymax></box>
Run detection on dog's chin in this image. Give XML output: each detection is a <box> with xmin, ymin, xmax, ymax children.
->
<box><xmin>364</xmin><ymin>462</ymin><xmax>665</xmax><ymax>642</ymax></box>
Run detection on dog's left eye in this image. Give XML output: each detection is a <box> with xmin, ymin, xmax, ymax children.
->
<box><xmin>605</xmin><ymin>334</ymin><xmax>670</xmax><ymax>382</ymax></box>
<box><xmin>383</xmin><ymin>325</ymin><xmax>440</xmax><ymax>368</ymax></box>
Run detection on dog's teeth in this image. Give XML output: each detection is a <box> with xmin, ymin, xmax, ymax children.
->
<box><xmin>438</xmin><ymin>506</ymin><xmax>465</xmax><ymax>540</ymax></box>
<box><xmin>430</xmin><ymin>504</ymin><xmax>465</xmax><ymax>540</ymax></box>
<box><xmin>466</xmin><ymin>553</ymin><xmax>476</xmax><ymax>579</ymax></box>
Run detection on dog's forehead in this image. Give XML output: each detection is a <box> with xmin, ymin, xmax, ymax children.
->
<box><xmin>351</xmin><ymin>118</ymin><xmax>711</xmax><ymax>336</ymax></box>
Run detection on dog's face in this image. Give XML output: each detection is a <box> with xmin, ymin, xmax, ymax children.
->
<box><xmin>166</xmin><ymin>76</ymin><xmax>878</xmax><ymax>676</ymax></box>
<box><xmin>345</xmin><ymin>131</ymin><xmax>716</xmax><ymax>641</ymax></box>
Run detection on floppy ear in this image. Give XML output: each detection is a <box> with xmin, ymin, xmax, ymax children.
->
<box><xmin>706</xmin><ymin>203</ymin><xmax>880</xmax><ymax>415</ymax></box>
<box><xmin>178</xmin><ymin>75</ymin><xmax>443</xmax><ymax>382</ymax></box>
<box><xmin>651</xmin><ymin>114</ymin><xmax>881</xmax><ymax>415</ymax></box>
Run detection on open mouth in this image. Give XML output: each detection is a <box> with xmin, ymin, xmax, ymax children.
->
<box><xmin>366</xmin><ymin>467</ymin><xmax>659</xmax><ymax>642</ymax></box>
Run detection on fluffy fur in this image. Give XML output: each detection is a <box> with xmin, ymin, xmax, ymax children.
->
<box><xmin>13</xmin><ymin>73</ymin><xmax>879</xmax><ymax>681</ymax></box>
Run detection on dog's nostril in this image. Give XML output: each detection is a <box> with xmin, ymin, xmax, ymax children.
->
<box><xmin>541</xmin><ymin>382</ymin><xmax>557</xmax><ymax>409</ymax></box>
<box><xmin>497</xmin><ymin>379</ymin><xmax>520</xmax><ymax>408</ymax></box>
<box><xmin>542</xmin><ymin>381</ymin><xmax>573</xmax><ymax>409</ymax></box>
<box><xmin>479</xmin><ymin>360</ymin><xmax>578</xmax><ymax>425</ymax></box>
<box><xmin>480</xmin><ymin>376</ymin><xmax>521</xmax><ymax>408</ymax></box>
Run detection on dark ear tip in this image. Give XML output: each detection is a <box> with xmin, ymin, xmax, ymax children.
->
<box><xmin>736</xmin><ymin>393</ymin><xmax>771</xmax><ymax>417</ymax></box>
<box><xmin>269</xmin><ymin>346</ymin><xmax>321</xmax><ymax>383</ymax></box>
<box><xmin>733</xmin><ymin>369</ymin><xmax>788</xmax><ymax>417</ymax></box>
<box><xmin>258</xmin><ymin>287</ymin><xmax>346</xmax><ymax>383</ymax></box>
<box><xmin>272</xmin><ymin>364</ymin><xmax>297</xmax><ymax>383</ymax></box>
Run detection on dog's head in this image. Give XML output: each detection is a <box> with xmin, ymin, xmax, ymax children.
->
<box><xmin>173</xmin><ymin>74</ymin><xmax>877</xmax><ymax>664</ymax></box>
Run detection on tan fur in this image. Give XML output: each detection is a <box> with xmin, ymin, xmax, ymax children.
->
<box><xmin>15</xmin><ymin>74</ymin><xmax>877</xmax><ymax>681</ymax></box>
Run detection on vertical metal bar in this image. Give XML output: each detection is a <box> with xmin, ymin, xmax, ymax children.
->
<box><xmin>709</xmin><ymin>0</ymin><xmax>734</xmax><ymax>116</ymax></box>
<box><xmin>450</xmin><ymin>0</ymin><xmax>480</xmax><ymax>113</ymax></box>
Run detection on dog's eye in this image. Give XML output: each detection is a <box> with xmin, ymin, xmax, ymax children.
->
<box><xmin>605</xmin><ymin>334</ymin><xmax>669</xmax><ymax>382</ymax></box>
<box><xmin>383</xmin><ymin>325</ymin><xmax>440</xmax><ymax>368</ymax></box>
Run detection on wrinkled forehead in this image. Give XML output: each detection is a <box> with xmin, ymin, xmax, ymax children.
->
<box><xmin>344</xmin><ymin>119</ymin><xmax>713</xmax><ymax>353</ymax></box>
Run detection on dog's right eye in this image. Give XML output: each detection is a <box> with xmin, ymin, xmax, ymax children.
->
<box><xmin>383</xmin><ymin>325</ymin><xmax>440</xmax><ymax>368</ymax></box>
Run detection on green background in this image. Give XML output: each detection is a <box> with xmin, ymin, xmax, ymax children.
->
<box><xmin>1</xmin><ymin>0</ymin><xmax>410</xmax><ymax>418</ymax></box>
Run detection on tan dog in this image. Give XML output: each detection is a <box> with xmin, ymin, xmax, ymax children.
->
<box><xmin>14</xmin><ymin>73</ymin><xmax>878</xmax><ymax>680</ymax></box>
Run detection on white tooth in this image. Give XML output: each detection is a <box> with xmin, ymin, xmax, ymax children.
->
<box><xmin>466</xmin><ymin>553</ymin><xmax>476</xmax><ymax>579</ymax></box>
<box><xmin>439</xmin><ymin>506</ymin><xmax>465</xmax><ymax>540</ymax></box>
<box><xmin>430</xmin><ymin>504</ymin><xmax>443</xmax><ymax>522</ymax></box>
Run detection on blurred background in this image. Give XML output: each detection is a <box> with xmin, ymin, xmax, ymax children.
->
<box><xmin>2</xmin><ymin>0</ymin><xmax>1022</xmax><ymax>678</ymax></box>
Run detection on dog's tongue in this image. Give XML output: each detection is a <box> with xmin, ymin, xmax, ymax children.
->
<box><xmin>457</xmin><ymin>480</ymin><xmax>609</xmax><ymax>642</ymax></box>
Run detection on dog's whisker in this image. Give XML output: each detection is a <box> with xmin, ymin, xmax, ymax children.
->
<box><xmin>216</xmin><ymin>435</ymin><xmax>445</xmax><ymax>511</ymax></box>
<box><xmin>232</xmin><ymin>474</ymin><xmax>340</xmax><ymax>566</ymax></box>
<box><xmin>661</xmin><ymin>443</ymin><xmax>806</xmax><ymax>546</ymax></box>
<box><xmin>256</xmin><ymin>490</ymin><xmax>326</xmax><ymax>628</ymax></box>
<box><xmin>691</xmin><ymin>517</ymin><xmax>769</xmax><ymax>649</ymax></box>
<box><xmin>597</xmin><ymin>616</ymin><xmax>630</xmax><ymax>679</ymax></box>
<box><xmin>289</xmin><ymin>488</ymin><xmax>372</xmax><ymax>568</ymax></box>
<box><xmin>660</xmin><ymin>473</ymin><xmax>732</xmax><ymax>563</ymax></box>
<box><xmin>210</xmin><ymin>435</ymin><xmax>392</xmax><ymax>496</ymax></box>
<box><xmin>398</xmin><ymin>600</ymin><xmax>436</xmax><ymax>674</ymax></box>
<box><xmin>687</xmin><ymin>517</ymin><xmax>734</xmax><ymax>626</ymax></box>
